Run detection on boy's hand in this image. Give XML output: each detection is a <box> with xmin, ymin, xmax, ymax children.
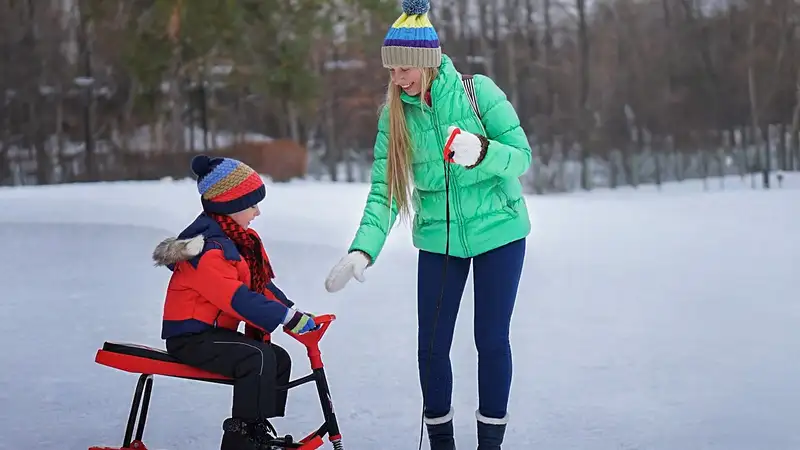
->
<box><xmin>284</xmin><ymin>309</ymin><xmax>317</xmax><ymax>334</ymax></box>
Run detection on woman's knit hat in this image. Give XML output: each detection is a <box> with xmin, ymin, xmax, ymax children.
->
<box><xmin>381</xmin><ymin>0</ymin><xmax>441</xmax><ymax>68</ymax></box>
<box><xmin>190</xmin><ymin>154</ymin><xmax>266</xmax><ymax>214</ymax></box>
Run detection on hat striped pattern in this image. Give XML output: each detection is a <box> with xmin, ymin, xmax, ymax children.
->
<box><xmin>198</xmin><ymin>158</ymin><xmax>262</xmax><ymax>201</ymax></box>
<box><xmin>383</xmin><ymin>13</ymin><xmax>439</xmax><ymax>49</ymax></box>
<box><xmin>192</xmin><ymin>155</ymin><xmax>266</xmax><ymax>214</ymax></box>
<box><xmin>381</xmin><ymin>0</ymin><xmax>441</xmax><ymax>68</ymax></box>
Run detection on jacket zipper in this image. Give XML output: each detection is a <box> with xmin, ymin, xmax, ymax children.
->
<box><xmin>452</xmin><ymin>175</ymin><xmax>469</xmax><ymax>255</ymax></box>
<box><xmin>431</xmin><ymin>105</ymin><xmax>469</xmax><ymax>255</ymax></box>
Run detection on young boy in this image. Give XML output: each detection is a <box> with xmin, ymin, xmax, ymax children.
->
<box><xmin>152</xmin><ymin>154</ymin><xmax>316</xmax><ymax>450</ymax></box>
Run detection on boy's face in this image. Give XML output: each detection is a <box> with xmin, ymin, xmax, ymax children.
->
<box><xmin>229</xmin><ymin>204</ymin><xmax>260</xmax><ymax>229</ymax></box>
<box><xmin>390</xmin><ymin>66</ymin><xmax>423</xmax><ymax>96</ymax></box>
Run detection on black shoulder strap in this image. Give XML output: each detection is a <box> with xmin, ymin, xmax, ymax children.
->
<box><xmin>461</xmin><ymin>74</ymin><xmax>480</xmax><ymax>120</ymax></box>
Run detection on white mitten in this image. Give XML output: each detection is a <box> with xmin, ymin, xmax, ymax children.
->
<box><xmin>324</xmin><ymin>251</ymin><xmax>371</xmax><ymax>293</ymax></box>
<box><xmin>446</xmin><ymin>126</ymin><xmax>487</xmax><ymax>168</ymax></box>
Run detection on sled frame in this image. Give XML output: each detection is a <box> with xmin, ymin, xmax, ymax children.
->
<box><xmin>89</xmin><ymin>314</ymin><xmax>342</xmax><ymax>450</ymax></box>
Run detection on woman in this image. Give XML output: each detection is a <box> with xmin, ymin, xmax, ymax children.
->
<box><xmin>324</xmin><ymin>1</ymin><xmax>532</xmax><ymax>449</ymax></box>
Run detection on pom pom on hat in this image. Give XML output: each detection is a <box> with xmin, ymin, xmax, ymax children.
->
<box><xmin>190</xmin><ymin>154</ymin><xmax>266</xmax><ymax>214</ymax></box>
<box><xmin>191</xmin><ymin>154</ymin><xmax>216</xmax><ymax>178</ymax></box>
<box><xmin>402</xmin><ymin>0</ymin><xmax>430</xmax><ymax>15</ymax></box>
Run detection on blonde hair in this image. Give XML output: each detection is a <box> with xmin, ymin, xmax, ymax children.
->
<box><xmin>383</xmin><ymin>67</ymin><xmax>439</xmax><ymax>223</ymax></box>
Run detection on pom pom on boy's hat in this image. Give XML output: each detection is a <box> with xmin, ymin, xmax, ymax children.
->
<box><xmin>381</xmin><ymin>0</ymin><xmax>441</xmax><ymax>68</ymax></box>
<box><xmin>190</xmin><ymin>154</ymin><xmax>266</xmax><ymax>214</ymax></box>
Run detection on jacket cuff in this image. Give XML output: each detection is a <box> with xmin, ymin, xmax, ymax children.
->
<box><xmin>283</xmin><ymin>308</ymin><xmax>303</xmax><ymax>328</ymax></box>
<box><xmin>465</xmin><ymin>134</ymin><xmax>489</xmax><ymax>169</ymax></box>
<box><xmin>350</xmin><ymin>248</ymin><xmax>374</xmax><ymax>266</ymax></box>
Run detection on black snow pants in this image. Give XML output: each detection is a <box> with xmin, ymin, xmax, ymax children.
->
<box><xmin>166</xmin><ymin>327</ymin><xmax>292</xmax><ymax>421</ymax></box>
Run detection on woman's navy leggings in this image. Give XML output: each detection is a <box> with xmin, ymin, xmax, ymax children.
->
<box><xmin>417</xmin><ymin>238</ymin><xmax>526</xmax><ymax>421</ymax></box>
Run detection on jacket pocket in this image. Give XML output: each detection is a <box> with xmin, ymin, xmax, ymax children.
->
<box><xmin>497</xmin><ymin>189</ymin><xmax>520</xmax><ymax>218</ymax></box>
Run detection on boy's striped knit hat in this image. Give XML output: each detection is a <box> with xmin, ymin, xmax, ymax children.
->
<box><xmin>191</xmin><ymin>154</ymin><xmax>266</xmax><ymax>214</ymax></box>
<box><xmin>381</xmin><ymin>0</ymin><xmax>441</xmax><ymax>68</ymax></box>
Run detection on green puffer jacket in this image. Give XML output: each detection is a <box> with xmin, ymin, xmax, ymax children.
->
<box><xmin>348</xmin><ymin>54</ymin><xmax>532</xmax><ymax>262</ymax></box>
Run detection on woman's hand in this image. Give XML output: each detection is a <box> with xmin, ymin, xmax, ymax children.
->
<box><xmin>445</xmin><ymin>126</ymin><xmax>488</xmax><ymax>168</ymax></box>
<box><xmin>324</xmin><ymin>251</ymin><xmax>370</xmax><ymax>293</ymax></box>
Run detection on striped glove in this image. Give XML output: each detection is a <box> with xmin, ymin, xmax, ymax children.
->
<box><xmin>283</xmin><ymin>309</ymin><xmax>317</xmax><ymax>334</ymax></box>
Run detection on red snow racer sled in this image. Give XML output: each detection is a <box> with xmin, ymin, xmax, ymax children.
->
<box><xmin>89</xmin><ymin>314</ymin><xmax>343</xmax><ymax>449</ymax></box>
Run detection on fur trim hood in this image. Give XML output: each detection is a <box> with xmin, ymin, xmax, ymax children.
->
<box><xmin>152</xmin><ymin>234</ymin><xmax>205</xmax><ymax>267</ymax></box>
<box><xmin>152</xmin><ymin>213</ymin><xmax>243</xmax><ymax>268</ymax></box>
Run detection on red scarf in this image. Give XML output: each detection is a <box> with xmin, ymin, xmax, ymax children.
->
<box><xmin>208</xmin><ymin>213</ymin><xmax>272</xmax><ymax>293</ymax></box>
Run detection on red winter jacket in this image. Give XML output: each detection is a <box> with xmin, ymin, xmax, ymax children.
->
<box><xmin>152</xmin><ymin>213</ymin><xmax>294</xmax><ymax>340</ymax></box>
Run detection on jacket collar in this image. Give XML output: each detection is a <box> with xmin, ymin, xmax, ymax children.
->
<box><xmin>400</xmin><ymin>53</ymin><xmax>461</xmax><ymax>107</ymax></box>
<box><xmin>176</xmin><ymin>213</ymin><xmax>242</xmax><ymax>263</ymax></box>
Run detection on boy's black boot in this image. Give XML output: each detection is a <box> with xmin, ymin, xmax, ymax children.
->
<box><xmin>476</xmin><ymin>411</ymin><xmax>508</xmax><ymax>450</ymax></box>
<box><xmin>221</xmin><ymin>419</ymin><xmax>258</xmax><ymax>450</ymax></box>
<box><xmin>253</xmin><ymin>418</ymin><xmax>298</xmax><ymax>448</ymax></box>
<box><xmin>221</xmin><ymin>431</ymin><xmax>257</xmax><ymax>450</ymax></box>
<box><xmin>424</xmin><ymin>408</ymin><xmax>456</xmax><ymax>450</ymax></box>
<box><xmin>221</xmin><ymin>417</ymin><xmax>270</xmax><ymax>450</ymax></box>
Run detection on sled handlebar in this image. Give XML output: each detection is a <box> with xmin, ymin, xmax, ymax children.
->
<box><xmin>283</xmin><ymin>314</ymin><xmax>336</xmax><ymax>369</ymax></box>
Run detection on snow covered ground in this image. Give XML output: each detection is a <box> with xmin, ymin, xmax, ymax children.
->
<box><xmin>0</xmin><ymin>174</ymin><xmax>798</xmax><ymax>450</ymax></box>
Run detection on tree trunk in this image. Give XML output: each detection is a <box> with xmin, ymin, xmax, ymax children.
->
<box><xmin>166</xmin><ymin>0</ymin><xmax>185</xmax><ymax>153</ymax></box>
<box><xmin>477</xmin><ymin>2</ymin><xmax>496</xmax><ymax>80</ymax></box>
<box><xmin>286</xmin><ymin>101</ymin><xmax>301</xmax><ymax>143</ymax></box>
<box><xmin>788</xmin><ymin>67</ymin><xmax>800</xmax><ymax>171</ymax></box>
<box><xmin>504</xmin><ymin>0</ymin><xmax>521</xmax><ymax>111</ymax></box>
<box><xmin>746</xmin><ymin>21</ymin><xmax>768</xmax><ymax>187</ymax></box>
<box><xmin>577</xmin><ymin>0</ymin><xmax>591</xmax><ymax>190</ymax></box>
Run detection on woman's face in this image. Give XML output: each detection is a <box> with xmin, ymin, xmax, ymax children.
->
<box><xmin>390</xmin><ymin>66</ymin><xmax>423</xmax><ymax>96</ymax></box>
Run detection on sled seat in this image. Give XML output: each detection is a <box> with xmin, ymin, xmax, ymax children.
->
<box><xmin>95</xmin><ymin>341</ymin><xmax>233</xmax><ymax>385</ymax></box>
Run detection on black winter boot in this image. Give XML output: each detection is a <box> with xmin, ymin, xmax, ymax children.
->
<box><xmin>221</xmin><ymin>429</ymin><xmax>257</xmax><ymax>450</ymax></box>
<box><xmin>424</xmin><ymin>408</ymin><xmax>456</xmax><ymax>450</ymax></box>
<box><xmin>476</xmin><ymin>411</ymin><xmax>508</xmax><ymax>450</ymax></box>
<box><xmin>222</xmin><ymin>417</ymin><xmax>281</xmax><ymax>450</ymax></box>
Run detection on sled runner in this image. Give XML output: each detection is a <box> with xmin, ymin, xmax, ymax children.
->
<box><xmin>89</xmin><ymin>314</ymin><xmax>344</xmax><ymax>450</ymax></box>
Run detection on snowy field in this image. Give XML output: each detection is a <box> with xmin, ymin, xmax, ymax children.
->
<box><xmin>0</xmin><ymin>173</ymin><xmax>798</xmax><ymax>450</ymax></box>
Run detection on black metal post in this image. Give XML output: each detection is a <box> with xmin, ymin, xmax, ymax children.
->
<box><xmin>314</xmin><ymin>368</ymin><xmax>341</xmax><ymax>440</ymax></box>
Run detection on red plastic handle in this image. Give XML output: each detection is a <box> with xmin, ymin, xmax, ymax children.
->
<box><xmin>283</xmin><ymin>313</ymin><xmax>336</xmax><ymax>348</ymax></box>
<box><xmin>443</xmin><ymin>127</ymin><xmax>460</xmax><ymax>163</ymax></box>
